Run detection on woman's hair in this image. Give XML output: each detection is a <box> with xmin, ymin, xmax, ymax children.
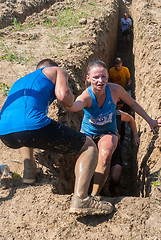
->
<box><xmin>36</xmin><ymin>58</ymin><xmax>58</xmax><ymax>69</ymax></box>
<box><xmin>87</xmin><ymin>60</ymin><xmax>107</xmax><ymax>75</ymax></box>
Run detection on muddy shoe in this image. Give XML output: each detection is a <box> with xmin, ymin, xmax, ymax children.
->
<box><xmin>70</xmin><ymin>195</ymin><xmax>113</xmax><ymax>215</ymax></box>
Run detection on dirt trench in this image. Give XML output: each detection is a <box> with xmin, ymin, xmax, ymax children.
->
<box><xmin>37</xmin><ymin>0</ymin><xmax>140</xmax><ymax>197</ymax></box>
<box><xmin>34</xmin><ymin>0</ymin><xmax>121</xmax><ymax>195</ymax></box>
<box><xmin>132</xmin><ymin>0</ymin><xmax>161</xmax><ymax>197</ymax></box>
<box><xmin>0</xmin><ymin>0</ymin><xmax>161</xmax><ymax>239</ymax></box>
<box><xmin>0</xmin><ymin>0</ymin><xmax>159</xmax><ymax>197</ymax></box>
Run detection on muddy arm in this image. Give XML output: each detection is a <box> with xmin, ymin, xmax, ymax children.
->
<box><xmin>118</xmin><ymin>87</ymin><xmax>161</xmax><ymax>133</ymax></box>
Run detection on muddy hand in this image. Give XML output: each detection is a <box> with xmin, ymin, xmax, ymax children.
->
<box><xmin>149</xmin><ymin>118</ymin><xmax>161</xmax><ymax>134</ymax></box>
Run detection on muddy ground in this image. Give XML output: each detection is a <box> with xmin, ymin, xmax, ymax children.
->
<box><xmin>0</xmin><ymin>0</ymin><xmax>161</xmax><ymax>239</ymax></box>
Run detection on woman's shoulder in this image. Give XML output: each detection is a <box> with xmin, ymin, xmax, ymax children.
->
<box><xmin>81</xmin><ymin>87</ymin><xmax>90</xmax><ymax>97</ymax></box>
<box><xmin>107</xmin><ymin>83</ymin><xmax>123</xmax><ymax>95</ymax></box>
<box><xmin>81</xmin><ymin>87</ymin><xmax>93</xmax><ymax>108</ymax></box>
<box><xmin>107</xmin><ymin>82</ymin><xmax>120</xmax><ymax>89</ymax></box>
<box><xmin>78</xmin><ymin>88</ymin><xmax>91</xmax><ymax>102</ymax></box>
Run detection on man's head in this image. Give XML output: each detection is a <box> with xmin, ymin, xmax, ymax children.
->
<box><xmin>114</xmin><ymin>57</ymin><xmax>123</xmax><ymax>71</ymax></box>
<box><xmin>124</xmin><ymin>13</ymin><xmax>128</xmax><ymax>20</ymax></box>
<box><xmin>36</xmin><ymin>58</ymin><xmax>58</xmax><ymax>69</ymax></box>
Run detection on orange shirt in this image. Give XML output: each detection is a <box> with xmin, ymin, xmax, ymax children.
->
<box><xmin>109</xmin><ymin>66</ymin><xmax>130</xmax><ymax>89</ymax></box>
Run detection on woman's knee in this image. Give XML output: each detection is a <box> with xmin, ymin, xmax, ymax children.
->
<box><xmin>98</xmin><ymin>147</ymin><xmax>115</xmax><ymax>167</ymax></box>
<box><xmin>80</xmin><ymin>136</ymin><xmax>98</xmax><ymax>155</ymax></box>
<box><xmin>98</xmin><ymin>135</ymin><xmax>118</xmax><ymax>151</ymax></box>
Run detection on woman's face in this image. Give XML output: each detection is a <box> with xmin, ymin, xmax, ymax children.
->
<box><xmin>87</xmin><ymin>66</ymin><xmax>108</xmax><ymax>92</ymax></box>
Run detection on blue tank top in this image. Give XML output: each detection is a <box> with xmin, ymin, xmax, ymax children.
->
<box><xmin>81</xmin><ymin>85</ymin><xmax>117</xmax><ymax>136</ymax></box>
<box><xmin>0</xmin><ymin>68</ymin><xmax>56</xmax><ymax>135</ymax></box>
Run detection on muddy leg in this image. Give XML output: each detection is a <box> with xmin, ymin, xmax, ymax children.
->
<box><xmin>70</xmin><ymin>137</ymin><xmax>114</xmax><ymax>214</ymax></box>
<box><xmin>20</xmin><ymin>147</ymin><xmax>38</xmax><ymax>184</ymax></box>
<box><xmin>91</xmin><ymin>134</ymin><xmax>118</xmax><ymax>196</ymax></box>
<box><xmin>20</xmin><ymin>147</ymin><xmax>36</xmax><ymax>169</ymax></box>
<box><xmin>74</xmin><ymin>136</ymin><xmax>98</xmax><ymax>198</ymax></box>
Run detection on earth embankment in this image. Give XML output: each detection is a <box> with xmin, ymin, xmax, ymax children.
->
<box><xmin>132</xmin><ymin>0</ymin><xmax>161</xmax><ymax>197</ymax></box>
<box><xmin>0</xmin><ymin>0</ymin><xmax>161</xmax><ymax>239</ymax></box>
<box><xmin>0</xmin><ymin>0</ymin><xmax>59</xmax><ymax>29</ymax></box>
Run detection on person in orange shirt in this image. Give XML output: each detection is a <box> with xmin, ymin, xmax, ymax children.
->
<box><xmin>109</xmin><ymin>57</ymin><xmax>131</xmax><ymax>90</ymax></box>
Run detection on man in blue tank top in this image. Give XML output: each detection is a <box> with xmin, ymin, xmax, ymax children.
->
<box><xmin>0</xmin><ymin>59</ymin><xmax>114</xmax><ymax>215</ymax></box>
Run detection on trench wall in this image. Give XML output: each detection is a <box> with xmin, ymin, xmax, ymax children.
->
<box><xmin>132</xmin><ymin>0</ymin><xmax>161</xmax><ymax>196</ymax></box>
<box><xmin>0</xmin><ymin>0</ymin><xmax>60</xmax><ymax>29</ymax></box>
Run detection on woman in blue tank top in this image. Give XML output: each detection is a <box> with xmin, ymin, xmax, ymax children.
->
<box><xmin>68</xmin><ymin>60</ymin><xmax>161</xmax><ymax>196</ymax></box>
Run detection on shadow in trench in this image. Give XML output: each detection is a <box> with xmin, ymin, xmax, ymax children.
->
<box><xmin>117</xmin><ymin>0</ymin><xmax>138</xmax><ymax>197</ymax></box>
<box><xmin>102</xmin><ymin>0</ymin><xmax>138</xmax><ymax>197</ymax></box>
<box><xmin>138</xmin><ymin>132</ymin><xmax>159</xmax><ymax>197</ymax></box>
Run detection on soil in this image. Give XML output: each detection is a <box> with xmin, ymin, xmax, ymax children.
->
<box><xmin>0</xmin><ymin>0</ymin><xmax>161</xmax><ymax>239</ymax></box>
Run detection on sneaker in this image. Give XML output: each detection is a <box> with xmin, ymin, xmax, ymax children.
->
<box><xmin>23</xmin><ymin>168</ymin><xmax>42</xmax><ymax>184</ymax></box>
<box><xmin>70</xmin><ymin>195</ymin><xmax>113</xmax><ymax>215</ymax></box>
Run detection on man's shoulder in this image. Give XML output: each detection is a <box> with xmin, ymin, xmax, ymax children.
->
<box><xmin>109</xmin><ymin>67</ymin><xmax>115</xmax><ymax>73</ymax></box>
<box><xmin>122</xmin><ymin>66</ymin><xmax>129</xmax><ymax>71</ymax></box>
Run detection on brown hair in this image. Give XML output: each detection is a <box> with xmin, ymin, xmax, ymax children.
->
<box><xmin>36</xmin><ymin>58</ymin><xmax>58</xmax><ymax>69</ymax></box>
<box><xmin>87</xmin><ymin>60</ymin><xmax>107</xmax><ymax>75</ymax></box>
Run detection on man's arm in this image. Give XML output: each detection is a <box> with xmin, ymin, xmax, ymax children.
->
<box><xmin>128</xmin><ymin>18</ymin><xmax>132</xmax><ymax>29</ymax></box>
<box><xmin>127</xmin><ymin>77</ymin><xmax>131</xmax><ymax>86</ymax></box>
<box><xmin>53</xmin><ymin>68</ymin><xmax>74</xmax><ymax>109</ymax></box>
<box><xmin>120</xmin><ymin>111</ymin><xmax>140</xmax><ymax>146</ymax></box>
<box><xmin>42</xmin><ymin>66</ymin><xmax>74</xmax><ymax>109</ymax></box>
<box><xmin>126</xmin><ymin>68</ymin><xmax>131</xmax><ymax>89</ymax></box>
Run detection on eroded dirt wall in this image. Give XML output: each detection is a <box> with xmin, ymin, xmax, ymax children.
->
<box><xmin>0</xmin><ymin>0</ymin><xmax>60</xmax><ymax>29</ymax></box>
<box><xmin>132</xmin><ymin>0</ymin><xmax>161</xmax><ymax>197</ymax></box>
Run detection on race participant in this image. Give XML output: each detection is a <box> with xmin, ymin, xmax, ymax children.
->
<box><xmin>109</xmin><ymin>57</ymin><xmax>131</xmax><ymax>90</ymax></box>
<box><xmin>20</xmin><ymin>58</ymin><xmax>59</xmax><ymax>182</ymax></box>
<box><xmin>68</xmin><ymin>60</ymin><xmax>161</xmax><ymax>196</ymax></box>
<box><xmin>109</xmin><ymin>110</ymin><xmax>140</xmax><ymax>197</ymax></box>
<box><xmin>0</xmin><ymin>59</ymin><xmax>113</xmax><ymax>215</ymax></box>
<box><xmin>120</xmin><ymin>13</ymin><xmax>132</xmax><ymax>42</ymax></box>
